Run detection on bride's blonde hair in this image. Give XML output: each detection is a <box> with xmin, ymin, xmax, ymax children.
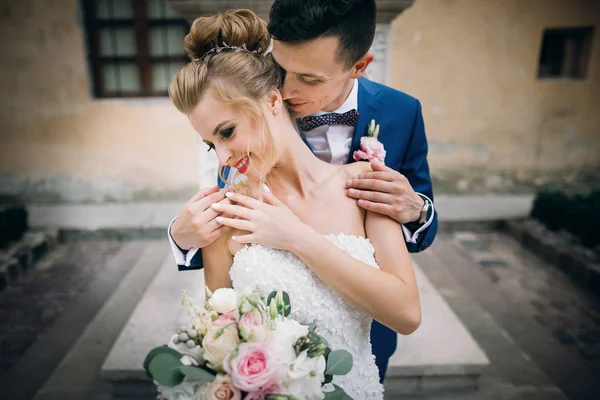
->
<box><xmin>169</xmin><ymin>9</ymin><xmax>282</xmax><ymax>192</ymax></box>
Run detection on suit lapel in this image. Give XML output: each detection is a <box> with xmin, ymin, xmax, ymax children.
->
<box><xmin>347</xmin><ymin>78</ymin><xmax>383</xmax><ymax>164</ymax></box>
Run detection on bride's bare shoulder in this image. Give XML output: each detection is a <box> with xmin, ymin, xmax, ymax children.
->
<box><xmin>341</xmin><ymin>161</ymin><xmax>372</xmax><ymax>180</ymax></box>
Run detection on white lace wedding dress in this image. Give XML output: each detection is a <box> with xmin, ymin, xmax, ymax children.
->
<box><xmin>229</xmin><ymin>234</ymin><xmax>384</xmax><ymax>399</ymax></box>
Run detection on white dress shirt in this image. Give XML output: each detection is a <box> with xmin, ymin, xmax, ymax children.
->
<box><xmin>303</xmin><ymin>79</ymin><xmax>358</xmax><ymax>165</ymax></box>
<box><xmin>170</xmin><ymin>79</ymin><xmax>434</xmax><ymax>266</ymax></box>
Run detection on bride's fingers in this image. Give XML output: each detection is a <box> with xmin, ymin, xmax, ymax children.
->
<box><xmin>231</xmin><ymin>233</ymin><xmax>254</xmax><ymax>244</ymax></box>
<box><xmin>225</xmin><ymin>192</ymin><xmax>262</xmax><ymax>209</ymax></box>
<box><xmin>262</xmin><ymin>191</ymin><xmax>284</xmax><ymax>207</ymax></box>
<box><xmin>211</xmin><ymin>203</ymin><xmax>252</xmax><ymax>219</ymax></box>
<box><xmin>215</xmin><ymin>216</ymin><xmax>253</xmax><ymax>231</ymax></box>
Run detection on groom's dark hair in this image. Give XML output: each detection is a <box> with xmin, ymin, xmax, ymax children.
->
<box><xmin>268</xmin><ymin>0</ymin><xmax>376</xmax><ymax>70</ymax></box>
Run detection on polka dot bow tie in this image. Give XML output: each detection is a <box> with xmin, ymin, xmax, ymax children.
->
<box><xmin>296</xmin><ymin>109</ymin><xmax>359</xmax><ymax>132</ymax></box>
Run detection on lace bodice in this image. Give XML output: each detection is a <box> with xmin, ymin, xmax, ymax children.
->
<box><xmin>229</xmin><ymin>234</ymin><xmax>384</xmax><ymax>399</ymax></box>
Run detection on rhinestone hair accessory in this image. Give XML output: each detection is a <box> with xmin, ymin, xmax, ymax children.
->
<box><xmin>193</xmin><ymin>41</ymin><xmax>265</xmax><ymax>62</ymax></box>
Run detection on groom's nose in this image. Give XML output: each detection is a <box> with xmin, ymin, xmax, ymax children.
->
<box><xmin>280</xmin><ymin>75</ymin><xmax>297</xmax><ymax>100</ymax></box>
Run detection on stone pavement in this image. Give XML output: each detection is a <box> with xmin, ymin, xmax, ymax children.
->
<box><xmin>0</xmin><ymin>240</ymin><xmax>124</xmax><ymax>373</ymax></box>
<box><xmin>416</xmin><ymin>231</ymin><xmax>600</xmax><ymax>400</ymax></box>
<box><xmin>6</xmin><ymin>194</ymin><xmax>598</xmax><ymax>400</ymax></box>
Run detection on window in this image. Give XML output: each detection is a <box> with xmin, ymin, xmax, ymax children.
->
<box><xmin>538</xmin><ymin>27</ymin><xmax>594</xmax><ymax>80</ymax></box>
<box><xmin>81</xmin><ymin>0</ymin><xmax>190</xmax><ymax>97</ymax></box>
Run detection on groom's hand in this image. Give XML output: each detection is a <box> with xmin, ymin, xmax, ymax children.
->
<box><xmin>170</xmin><ymin>186</ymin><xmax>233</xmax><ymax>250</ymax></box>
<box><xmin>346</xmin><ymin>161</ymin><xmax>425</xmax><ymax>224</ymax></box>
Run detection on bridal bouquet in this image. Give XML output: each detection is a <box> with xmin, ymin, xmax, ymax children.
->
<box><xmin>144</xmin><ymin>287</ymin><xmax>353</xmax><ymax>400</ymax></box>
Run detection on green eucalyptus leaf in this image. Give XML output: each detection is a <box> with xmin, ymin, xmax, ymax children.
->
<box><xmin>325</xmin><ymin>350</ymin><xmax>353</xmax><ymax>376</ymax></box>
<box><xmin>143</xmin><ymin>346</ymin><xmax>182</xmax><ymax>378</ymax></box>
<box><xmin>323</xmin><ymin>384</ymin><xmax>353</xmax><ymax>400</ymax></box>
<box><xmin>148</xmin><ymin>353</ymin><xmax>184</xmax><ymax>387</ymax></box>
<box><xmin>179</xmin><ymin>365</ymin><xmax>216</xmax><ymax>382</ymax></box>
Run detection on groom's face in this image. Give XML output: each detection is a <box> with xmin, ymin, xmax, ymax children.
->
<box><xmin>272</xmin><ymin>36</ymin><xmax>363</xmax><ymax>118</ymax></box>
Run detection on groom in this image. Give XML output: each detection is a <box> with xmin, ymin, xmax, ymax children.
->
<box><xmin>169</xmin><ymin>0</ymin><xmax>438</xmax><ymax>383</ymax></box>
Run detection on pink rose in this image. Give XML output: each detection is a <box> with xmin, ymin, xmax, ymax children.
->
<box><xmin>213</xmin><ymin>311</ymin><xmax>238</xmax><ymax>327</ymax></box>
<box><xmin>240</xmin><ymin>309</ymin><xmax>271</xmax><ymax>342</ymax></box>
<box><xmin>224</xmin><ymin>342</ymin><xmax>278</xmax><ymax>393</ymax></box>
<box><xmin>353</xmin><ymin>136</ymin><xmax>386</xmax><ymax>163</ymax></box>
<box><xmin>240</xmin><ymin>309</ymin><xmax>263</xmax><ymax>327</ymax></box>
<box><xmin>200</xmin><ymin>374</ymin><xmax>242</xmax><ymax>400</ymax></box>
<box><xmin>244</xmin><ymin>379</ymin><xmax>281</xmax><ymax>400</ymax></box>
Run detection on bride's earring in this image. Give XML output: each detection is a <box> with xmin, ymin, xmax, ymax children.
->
<box><xmin>273</xmin><ymin>108</ymin><xmax>278</xmax><ymax>115</ymax></box>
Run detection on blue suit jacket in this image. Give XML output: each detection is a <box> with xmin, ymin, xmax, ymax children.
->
<box><xmin>178</xmin><ymin>77</ymin><xmax>438</xmax><ymax>363</ymax></box>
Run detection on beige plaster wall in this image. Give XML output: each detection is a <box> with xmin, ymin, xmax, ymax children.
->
<box><xmin>0</xmin><ymin>0</ymin><xmax>200</xmax><ymax>202</ymax></box>
<box><xmin>0</xmin><ymin>0</ymin><xmax>598</xmax><ymax>203</ymax></box>
<box><xmin>390</xmin><ymin>0</ymin><xmax>600</xmax><ymax>178</ymax></box>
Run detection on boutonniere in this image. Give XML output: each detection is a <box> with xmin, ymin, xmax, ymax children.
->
<box><xmin>353</xmin><ymin>119</ymin><xmax>386</xmax><ymax>163</ymax></box>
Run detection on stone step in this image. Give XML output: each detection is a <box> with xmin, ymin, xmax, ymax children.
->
<box><xmin>32</xmin><ymin>241</ymin><xmax>169</xmax><ymax>400</ymax></box>
<box><xmin>102</xmin><ymin>256</ymin><xmax>489</xmax><ymax>398</ymax></box>
<box><xmin>384</xmin><ymin>266</ymin><xmax>489</xmax><ymax>396</ymax></box>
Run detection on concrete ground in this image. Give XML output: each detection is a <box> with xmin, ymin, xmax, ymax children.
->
<box><xmin>2</xmin><ymin>195</ymin><xmax>599</xmax><ymax>399</ymax></box>
<box><xmin>411</xmin><ymin>233</ymin><xmax>600</xmax><ymax>400</ymax></box>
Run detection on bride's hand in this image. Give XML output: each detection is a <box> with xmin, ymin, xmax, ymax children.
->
<box><xmin>211</xmin><ymin>188</ymin><xmax>311</xmax><ymax>251</ymax></box>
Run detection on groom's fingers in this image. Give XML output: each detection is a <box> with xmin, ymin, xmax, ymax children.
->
<box><xmin>356</xmin><ymin>199</ymin><xmax>394</xmax><ymax>217</ymax></box>
<box><xmin>187</xmin><ymin>185</ymin><xmax>220</xmax><ymax>205</ymax></box>
<box><xmin>208</xmin><ymin>224</ymin><xmax>232</xmax><ymax>240</ymax></box>
<box><xmin>191</xmin><ymin>189</ymin><xmax>229</xmax><ymax>213</ymax></box>
<box><xmin>350</xmin><ymin>171</ymin><xmax>395</xmax><ymax>183</ymax></box>
<box><xmin>346</xmin><ymin>178</ymin><xmax>394</xmax><ymax>193</ymax></box>
<box><xmin>347</xmin><ymin>188</ymin><xmax>394</xmax><ymax>204</ymax></box>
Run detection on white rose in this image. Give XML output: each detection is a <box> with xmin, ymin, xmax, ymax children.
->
<box><xmin>284</xmin><ymin>350</ymin><xmax>326</xmax><ymax>399</ymax></box>
<box><xmin>202</xmin><ymin>325</ymin><xmax>240</xmax><ymax>371</ymax></box>
<box><xmin>285</xmin><ymin>378</ymin><xmax>324</xmax><ymax>400</ymax></box>
<box><xmin>208</xmin><ymin>288</ymin><xmax>238</xmax><ymax>314</ymax></box>
<box><xmin>288</xmin><ymin>350</ymin><xmax>326</xmax><ymax>381</ymax></box>
<box><xmin>271</xmin><ymin>319</ymin><xmax>309</xmax><ymax>366</ymax></box>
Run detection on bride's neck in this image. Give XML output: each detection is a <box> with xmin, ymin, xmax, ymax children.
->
<box><xmin>267</xmin><ymin>126</ymin><xmax>332</xmax><ymax>198</ymax></box>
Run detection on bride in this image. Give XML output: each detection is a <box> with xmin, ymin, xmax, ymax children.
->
<box><xmin>169</xmin><ymin>9</ymin><xmax>421</xmax><ymax>399</ymax></box>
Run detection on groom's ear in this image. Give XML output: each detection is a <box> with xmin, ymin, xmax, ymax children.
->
<box><xmin>349</xmin><ymin>53</ymin><xmax>374</xmax><ymax>79</ymax></box>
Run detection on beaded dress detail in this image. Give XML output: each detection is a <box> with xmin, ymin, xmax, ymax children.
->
<box><xmin>229</xmin><ymin>234</ymin><xmax>384</xmax><ymax>399</ymax></box>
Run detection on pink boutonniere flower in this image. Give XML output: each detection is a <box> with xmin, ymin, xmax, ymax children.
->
<box><xmin>353</xmin><ymin>119</ymin><xmax>386</xmax><ymax>164</ymax></box>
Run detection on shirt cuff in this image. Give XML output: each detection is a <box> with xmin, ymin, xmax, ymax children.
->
<box><xmin>168</xmin><ymin>216</ymin><xmax>200</xmax><ymax>267</ymax></box>
<box><xmin>401</xmin><ymin>193</ymin><xmax>435</xmax><ymax>244</ymax></box>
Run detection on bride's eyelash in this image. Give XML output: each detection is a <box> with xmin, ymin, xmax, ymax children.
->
<box><xmin>221</xmin><ymin>127</ymin><xmax>235</xmax><ymax>139</ymax></box>
<box><xmin>204</xmin><ymin>127</ymin><xmax>234</xmax><ymax>152</ymax></box>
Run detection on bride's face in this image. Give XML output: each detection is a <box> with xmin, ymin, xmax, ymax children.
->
<box><xmin>189</xmin><ymin>90</ymin><xmax>279</xmax><ymax>180</ymax></box>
